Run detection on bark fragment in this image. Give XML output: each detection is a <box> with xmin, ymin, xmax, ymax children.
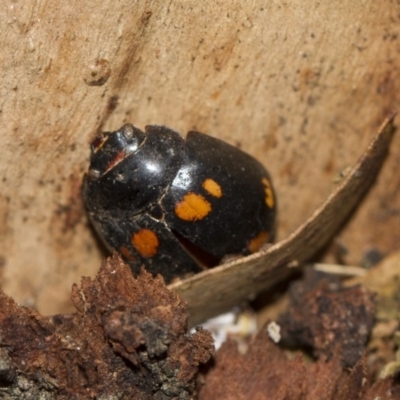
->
<box><xmin>278</xmin><ymin>269</ymin><xmax>375</xmax><ymax>368</ymax></box>
<box><xmin>0</xmin><ymin>254</ymin><xmax>214</xmax><ymax>399</ymax></box>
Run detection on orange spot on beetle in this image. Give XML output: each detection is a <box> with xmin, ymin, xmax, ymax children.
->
<box><xmin>120</xmin><ymin>246</ymin><xmax>136</xmax><ymax>261</ymax></box>
<box><xmin>202</xmin><ymin>178</ymin><xmax>222</xmax><ymax>198</ymax></box>
<box><xmin>247</xmin><ymin>231</ymin><xmax>269</xmax><ymax>253</ymax></box>
<box><xmin>175</xmin><ymin>193</ymin><xmax>212</xmax><ymax>221</ymax></box>
<box><xmin>105</xmin><ymin>150</ymin><xmax>125</xmax><ymax>173</ymax></box>
<box><xmin>131</xmin><ymin>229</ymin><xmax>159</xmax><ymax>258</ymax></box>
<box><xmin>262</xmin><ymin>177</ymin><xmax>275</xmax><ymax>208</ymax></box>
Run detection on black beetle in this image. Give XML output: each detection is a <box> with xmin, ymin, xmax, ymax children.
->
<box><xmin>82</xmin><ymin>124</ymin><xmax>276</xmax><ymax>283</ymax></box>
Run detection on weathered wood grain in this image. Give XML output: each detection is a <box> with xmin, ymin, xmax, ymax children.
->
<box><xmin>1</xmin><ymin>1</ymin><xmax>399</xmax><ymax>314</ymax></box>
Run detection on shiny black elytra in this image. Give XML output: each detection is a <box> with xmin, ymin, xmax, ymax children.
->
<box><xmin>82</xmin><ymin>124</ymin><xmax>276</xmax><ymax>283</ymax></box>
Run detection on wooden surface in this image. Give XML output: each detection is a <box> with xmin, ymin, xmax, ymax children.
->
<box><xmin>1</xmin><ymin>1</ymin><xmax>400</xmax><ymax>315</ymax></box>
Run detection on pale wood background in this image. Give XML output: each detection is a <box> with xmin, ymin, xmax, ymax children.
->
<box><xmin>1</xmin><ymin>1</ymin><xmax>399</xmax><ymax>315</ymax></box>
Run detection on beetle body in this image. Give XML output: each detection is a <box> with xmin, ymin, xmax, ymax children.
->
<box><xmin>83</xmin><ymin>124</ymin><xmax>276</xmax><ymax>283</ymax></box>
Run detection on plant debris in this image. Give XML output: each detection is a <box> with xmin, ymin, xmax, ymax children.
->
<box><xmin>0</xmin><ymin>254</ymin><xmax>214</xmax><ymax>399</ymax></box>
<box><xmin>199</xmin><ymin>326</ymin><xmax>400</xmax><ymax>400</ymax></box>
<box><xmin>277</xmin><ymin>269</ymin><xmax>375</xmax><ymax>368</ymax></box>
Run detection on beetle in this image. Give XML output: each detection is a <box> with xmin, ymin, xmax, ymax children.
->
<box><xmin>82</xmin><ymin>124</ymin><xmax>276</xmax><ymax>283</ymax></box>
